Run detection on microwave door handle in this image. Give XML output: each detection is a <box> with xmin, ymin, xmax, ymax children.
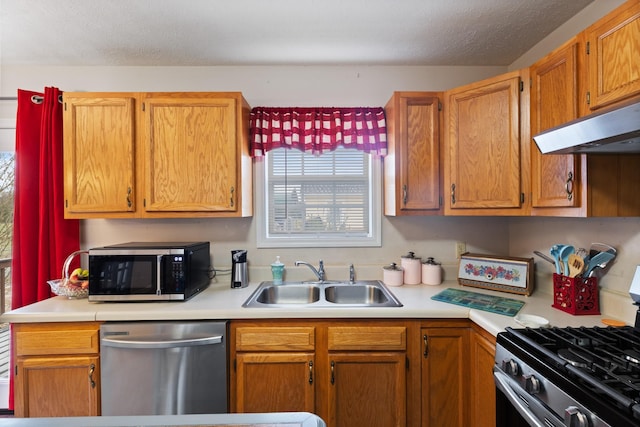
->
<box><xmin>156</xmin><ymin>255</ymin><xmax>163</xmax><ymax>295</ymax></box>
<box><xmin>494</xmin><ymin>369</ymin><xmax>559</xmax><ymax>427</ymax></box>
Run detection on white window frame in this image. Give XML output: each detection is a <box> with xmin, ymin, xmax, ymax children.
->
<box><xmin>255</xmin><ymin>148</ymin><xmax>382</xmax><ymax>248</ymax></box>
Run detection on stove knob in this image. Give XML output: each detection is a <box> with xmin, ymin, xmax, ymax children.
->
<box><xmin>565</xmin><ymin>406</ymin><xmax>591</xmax><ymax>427</ymax></box>
<box><xmin>524</xmin><ymin>375</ymin><xmax>541</xmax><ymax>394</ymax></box>
<box><xmin>502</xmin><ymin>359</ymin><xmax>519</xmax><ymax>376</ymax></box>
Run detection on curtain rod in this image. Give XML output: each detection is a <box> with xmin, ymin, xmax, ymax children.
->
<box><xmin>0</xmin><ymin>95</ymin><xmax>62</xmax><ymax>103</ymax></box>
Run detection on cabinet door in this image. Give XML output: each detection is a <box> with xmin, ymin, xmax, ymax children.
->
<box><xmin>234</xmin><ymin>352</ymin><xmax>315</xmax><ymax>413</ymax></box>
<box><xmin>421</xmin><ymin>327</ymin><xmax>469</xmax><ymax>427</ymax></box>
<box><xmin>327</xmin><ymin>352</ymin><xmax>406</xmax><ymax>427</ymax></box>
<box><xmin>470</xmin><ymin>327</ymin><xmax>496</xmax><ymax>427</ymax></box>
<box><xmin>445</xmin><ymin>71</ymin><xmax>523</xmax><ymax>212</ymax></box>
<box><xmin>14</xmin><ymin>355</ymin><xmax>100</xmax><ymax>417</ymax></box>
<box><xmin>384</xmin><ymin>92</ymin><xmax>442</xmax><ymax>215</ymax></box>
<box><xmin>586</xmin><ymin>0</ymin><xmax>640</xmax><ymax>110</ymax></box>
<box><xmin>63</xmin><ymin>94</ymin><xmax>136</xmax><ymax>217</ymax></box>
<box><xmin>142</xmin><ymin>94</ymin><xmax>239</xmax><ymax>213</ymax></box>
<box><xmin>530</xmin><ymin>40</ymin><xmax>582</xmax><ymax>211</ymax></box>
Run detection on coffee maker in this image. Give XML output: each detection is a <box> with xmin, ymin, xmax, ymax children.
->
<box><xmin>231</xmin><ymin>250</ymin><xmax>249</xmax><ymax>288</ymax></box>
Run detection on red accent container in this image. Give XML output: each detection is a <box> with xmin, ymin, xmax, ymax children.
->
<box><xmin>552</xmin><ymin>273</ymin><xmax>600</xmax><ymax>315</ymax></box>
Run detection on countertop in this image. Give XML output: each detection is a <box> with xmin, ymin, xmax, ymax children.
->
<box><xmin>0</xmin><ymin>412</ymin><xmax>325</xmax><ymax>427</ymax></box>
<box><xmin>0</xmin><ymin>280</ymin><xmax>615</xmax><ymax>336</ymax></box>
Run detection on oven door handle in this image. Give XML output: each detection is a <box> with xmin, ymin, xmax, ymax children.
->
<box><xmin>494</xmin><ymin>368</ymin><xmax>562</xmax><ymax>427</ymax></box>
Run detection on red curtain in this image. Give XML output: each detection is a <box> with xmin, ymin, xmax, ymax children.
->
<box><xmin>9</xmin><ymin>87</ymin><xmax>80</xmax><ymax>409</ymax></box>
<box><xmin>250</xmin><ymin>107</ymin><xmax>387</xmax><ymax>157</ymax></box>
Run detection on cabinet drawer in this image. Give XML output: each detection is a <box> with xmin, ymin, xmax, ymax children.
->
<box><xmin>327</xmin><ymin>326</ymin><xmax>407</xmax><ymax>351</ymax></box>
<box><xmin>235</xmin><ymin>326</ymin><xmax>315</xmax><ymax>351</ymax></box>
<box><xmin>14</xmin><ymin>323</ymin><xmax>100</xmax><ymax>356</ymax></box>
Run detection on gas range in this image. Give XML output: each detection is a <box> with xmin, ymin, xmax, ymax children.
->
<box><xmin>495</xmin><ymin>324</ymin><xmax>640</xmax><ymax>427</ymax></box>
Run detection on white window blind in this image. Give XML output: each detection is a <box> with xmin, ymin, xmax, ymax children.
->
<box><xmin>257</xmin><ymin>146</ymin><xmax>381</xmax><ymax>248</ymax></box>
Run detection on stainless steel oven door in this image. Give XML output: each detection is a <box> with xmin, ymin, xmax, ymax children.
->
<box><xmin>494</xmin><ymin>368</ymin><xmax>564</xmax><ymax>427</ymax></box>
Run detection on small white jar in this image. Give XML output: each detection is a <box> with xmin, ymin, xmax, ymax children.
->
<box><xmin>422</xmin><ymin>257</ymin><xmax>442</xmax><ymax>285</ymax></box>
<box><xmin>401</xmin><ymin>252</ymin><xmax>422</xmax><ymax>285</ymax></box>
<box><xmin>383</xmin><ymin>263</ymin><xmax>404</xmax><ymax>287</ymax></box>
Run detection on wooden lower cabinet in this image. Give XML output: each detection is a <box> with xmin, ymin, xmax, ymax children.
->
<box><xmin>13</xmin><ymin>322</ymin><xmax>101</xmax><ymax>417</ymax></box>
<box><xmin>420</xmin><ymin>320</ymin><xmax>470</xmax><ymax>427</ymax></box>
<box><xmin>230</xmin><ymin>320</ymin><xmax>411</xmax><ymax>427</ymax></box>
<box><xmin>235</xmin><ymin>352</ymin><xmax>315</xmax><ymax>413</ymax></box>
<box><xmin>470</xmin><ymin>323</ymin><xmax>497</xmax><ymax>427</ymax></box>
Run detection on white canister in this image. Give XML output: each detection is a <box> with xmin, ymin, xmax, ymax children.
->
<box><xmin>401</xmin><ymin>251</ymin><xmax>422</xmax><ymax>285</ymax></box>
<box><xmin>383</xmin><ymin>263</ymin><xmax>404</xmax><ymax>287</ymax></box>
<box><xmin>422</xmin><ymin>257</ymin><xmax>442</xmax><ymax>285</ymax></box>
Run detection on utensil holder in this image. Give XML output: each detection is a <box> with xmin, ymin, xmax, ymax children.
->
<box><xmin>552</xmin><ymin>273</ymin><xmax>600</xmax><ymax>315</ymax></box>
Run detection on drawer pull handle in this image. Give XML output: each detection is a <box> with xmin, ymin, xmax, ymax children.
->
<box><xmin>402</xmin><ymin>184</ymin><xmax>408</xmax><ymax>205</ymax></box>
<box><xmin>126</xmin><ymin>186</ymin><xmax>132</xmax><ymax>208</ymax></box>
<box><xmin>89</xmin><ymin>363</ymin><xmax>96</xmax><ymax>388</ymax></box>
<box><xmin>330</xmin><ymin>361</ymin><xmax>335</xmax><ymax>385</ymax></box>
<box><xmin>308</xmin><ymin>360</ymin><xmax>313</xmax><ymax>384</ymax></box>
<box><xmin>565</xmin><ymin>172</ymin><xmax>574</xmax><ymax>201</ymax></box>
<box><xmin>423</xmin><ymin>334</ymin><xmax>429</xmax><ymax>358</ymax></box>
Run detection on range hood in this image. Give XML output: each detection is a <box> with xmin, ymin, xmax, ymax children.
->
<box><xmin>533</xmin><ymin>96</ymin><xmax>640</xmax><ymax>154</ymax></box>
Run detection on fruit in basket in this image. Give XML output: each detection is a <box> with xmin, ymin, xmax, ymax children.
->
<box><xmin>69</xmin><ymin>267</ymin><xmax>89</xmax><ymax>285</ymax></box>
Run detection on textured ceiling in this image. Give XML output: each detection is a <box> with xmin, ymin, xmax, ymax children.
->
<box><xmin>1</xmin><ymin>0</ymin><xmax>594</xmax><ymax>67</ymax></box>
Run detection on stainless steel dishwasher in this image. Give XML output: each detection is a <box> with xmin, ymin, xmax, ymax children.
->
<box><xmin>100</xmin><ymin>320</ymin><xmax>227</xmax><ymax>416</ymax></box>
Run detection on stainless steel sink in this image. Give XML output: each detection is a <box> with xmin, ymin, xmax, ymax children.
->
<box><xmin>255</xmin><ymin>284</ymin><xmax>321</xmax><ymax>304</ymax></box>
<box><xmin>324</xmin><ymin>284</ymin><xmax>389</xmax><ymax>305</ymax></box>
<box><xmin>243</xmin><ymin>280</ymin><xmax>402</xmax><ymax>308</ymax></box>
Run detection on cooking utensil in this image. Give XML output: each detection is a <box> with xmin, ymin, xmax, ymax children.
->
<box><xmin>550</xmin><ymin>245</ymin><xmax>563</xmax><ymax>274</ymax></box>
<box><xmin>589</xmin><ymin>242</ymin><xmax>617</xmax><ymax>258</ymax></box>
<box><xmin>567</xmin><ymin>253</ymin><xmax>584</xmax><ymax>278</ymax></box>
<box><xmin>583</xmin><ymin>251</ymin><xmax>616</xmax><ymax>277</ymax></box>
<box><xmin>559</xmin><ymin>245</ymin><xmax>575</xmax><ymax>276</ymax></box>
<box><xmin>533</xmin><ymin>250</ymin><xmax>556</xmax><ymax>265</ymax></box>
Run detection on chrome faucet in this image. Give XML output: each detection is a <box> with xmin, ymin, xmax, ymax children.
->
<box><xmin>349</xmin><ymin>264</ymin><xmax>355</xmax><ymax>284</ymax></box>
<box><xmin>295</xmin><ymin>260</ymin><xmax>325</xmax><ymax>282</ymax></box>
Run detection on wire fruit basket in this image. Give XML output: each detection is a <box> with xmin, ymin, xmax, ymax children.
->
<box><xmin>47</xmin><ymin>250</ymin><xmax>89</xmax><ymax>299</ymax></box>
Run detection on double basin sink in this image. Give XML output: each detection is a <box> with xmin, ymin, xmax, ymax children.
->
<box><xmin>242</xmin><ymin>280</ymin><xmax>403</xmax><ymax>308</ymax></box>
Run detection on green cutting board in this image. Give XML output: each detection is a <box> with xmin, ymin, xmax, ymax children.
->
<box><xmin>431</xmin><ymin>288</ymin><xmax>525</xmax><ymax>317</ymax></box>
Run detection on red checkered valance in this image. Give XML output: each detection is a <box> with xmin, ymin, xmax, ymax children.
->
<box><xmin>249</xmin><ymin>107</ymin><xmax>387</xmax><ymax>157</ymax></box>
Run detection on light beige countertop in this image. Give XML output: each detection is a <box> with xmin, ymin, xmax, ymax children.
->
<box><xmin>1</xmin><ymin>280</ymin><xmax>615</xmax><ymax>336</ymax></box>
<box><xmin>0</xmin><ymin>412</ymin><xmax>326</xmax><ymax>427</ymax></box>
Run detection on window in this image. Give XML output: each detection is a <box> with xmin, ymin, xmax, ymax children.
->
<box><xmin>256</xmin><ymin>146</ymin><xmax>381</xmax><ymax>248</ymax></box>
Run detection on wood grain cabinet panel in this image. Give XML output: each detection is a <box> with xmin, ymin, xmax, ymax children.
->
<box><xmin>470</xmin><ymin>324</ymin><xmax>497</xmax><ymax>427</ymax></box>
<box><xmin>230</xmin><ymin>320</ymin><xmax>412</xmax><ymax>427</ymax></box>
<box><xmin>530</xmin><ymin>38</ymin><xmax>584</xmax><ymax>215</ymax></box>
<box><xmin>444</xmin><ymin>70</ymin><xmax>528</xmax><ymax>215</ymax></box>
<box><xmin>421</xmin><ymin>321</ymin><xmax>470</xmax><ymax>427</ymax></box>
<box><xmin>63</xmin><ymin>94</ymin><xmax>136</xmax><ymax>216</ymax></box>
<box><xmin>13</xmin><ymin>322</ymin><xmax>101</xmax><ymax>417</ymax></box>
<box><xmin>586</xmin><ymin>0</ymin><xmax>640</xmax><ymax>110</ymax></box>
<box><xmin>384</xmin><ymin>92</ymin><xmax>443</xmax><ymax>215</ymax></box>
<box><xmin>63</xmin><ymin>91</ymin><xmax>252</xmax><ymax>218</ymax></box>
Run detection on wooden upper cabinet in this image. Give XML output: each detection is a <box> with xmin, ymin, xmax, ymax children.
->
<box><xmin>141</xmin><ymin>94</ymin><xmax>242</xmax><ymax>214</ymax></box>
<box><xmin>63</xmin><ymin>91</ymin><xmax>252</xmax><ymax>218</ymax></box>
<box><xmin>384</xmin><ymin>92</ymin><xmax>442</xmax><ymax>215</ymax></box>
<box><xmin>586</xmin><ymin>0</ymin><xmax>640</xmax><ymax>111</ymax></box>
<box><xmin>530</xmin><ymin>38</ymin><xmax>585</xmax><ymax>215</ymax></box>
<box><xmin>63</xmin><ymin>93</ymin><xmax>137</xmax><ymax>217</ymax></box>
<box><xmin>444</xmin><ymin>70</ymin><xmax>527</xmax><ymax>215</ymax></box>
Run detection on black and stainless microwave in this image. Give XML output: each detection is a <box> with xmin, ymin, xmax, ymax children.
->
<box><xmin>88</xmin><ymin>242</ymin><xmax>211</xmax><ymax>302</ymax></box>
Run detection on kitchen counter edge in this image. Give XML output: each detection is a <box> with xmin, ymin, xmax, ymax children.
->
<box><xmin>0</xmin><ymin>281</ymin><xmax>616</xmax><ymax>336</ymax></box>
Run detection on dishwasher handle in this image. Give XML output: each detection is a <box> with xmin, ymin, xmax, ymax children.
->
<box><xmin>101</xmin><ymin>334</ymin><xmax>223</xmax><ymax>349</ymax></box>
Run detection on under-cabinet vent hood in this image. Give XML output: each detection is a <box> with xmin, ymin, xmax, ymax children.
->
<box><xmin>533</xmin><ymin>96</ymin><xmax>640</xmax><ymax>154</ymax></box>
